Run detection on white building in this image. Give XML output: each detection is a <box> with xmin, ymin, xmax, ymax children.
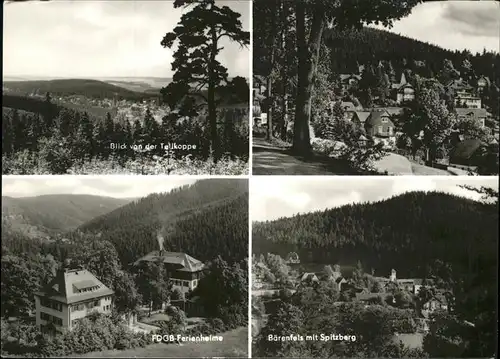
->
<box><xmin>34</xmin><ymin>268</ymin><xmax>114</xmax><ymax>335</ymax></box>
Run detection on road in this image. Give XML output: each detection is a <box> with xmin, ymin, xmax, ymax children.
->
<box><xmin>252</xmin><ymin>138</ymin><xmax>358</xmax><ymax>175</ymax></box>
<box><xmin>252</xmin><ymin>138</ymin><xmax>453</xmax><ymax>176</ymax></box>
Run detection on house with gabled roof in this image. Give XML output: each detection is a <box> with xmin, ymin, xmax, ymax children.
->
<box><xmin>339</xmin><ymin>74</ymin><xmax>362</xmax><ymax>95</ymax></box>
<box><xmin>134</xmin><ymin>249</ymin><xmax>205</xmax><ymax>294</ymax></box>
<box><xmin>364</xmin><ymin>110</ymin><xmax>396</xmax><ymax>148</ymax></box>
<box><xmin>391</xmin><ymin>73</ymin><xmax>415</xmax><ymax>104</ymax></box>
<box><xmin>300</xmin><ymin>272</ymin><xmax>319</xmax><ymax>283</ymax></box>
<box><xmin>455</xmin><ymin>108</ymin><xmax>489</xmax><ymax>128</ymax></box>
<box><xmin>34</xmin><ymin>267</ymin><xmax>114</xmax><ymax>335</ymax></box>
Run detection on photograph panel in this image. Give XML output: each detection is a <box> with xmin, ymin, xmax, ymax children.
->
<box><xmin>3</xmin><ymin>0</ymin><xmax>250</xmax><ymax>175</ymax></box>
<box><xmin>251</xmin><ymin>176</ymin><xmax>498</xmax><ymax>358</ymax></box>
<box><xmin>1</xmin><ymin>176</ymin><xmax>249</xmax><ymax>357</ymax></box>
<box><xmin>252</xmin><ymin>0</ymin><xmax>499</xmax><ymax>176</ymax></box>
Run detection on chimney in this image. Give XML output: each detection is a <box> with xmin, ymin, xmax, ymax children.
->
<box><xmin>157</xmin><ymin>231</ymin><xmax>164</xmax><ymax>256</ymax></box>
<box><xmin>390</xmin><ymin>269</ymin><xmax>397</xmax><ymax>282</ymax></box>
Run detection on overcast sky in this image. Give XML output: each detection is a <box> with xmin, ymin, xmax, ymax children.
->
<box><xmin>369</xmin><ymin>1</ymin><xmax>500</xmax><ymax>54</ymax></box>
<box><xmin>3</xmin><ymin>0</ymin><xmax>250</xmax><ymax>78</ymax></box>
<box><xmin>2</xmin><ymin>177</ymin><xmax>198</xmax><ymax>199</ymax></box>
<box><xmin>251</xmin><ymin>177</ymin><xmax>499</xmax><ymax>222</ymax></box>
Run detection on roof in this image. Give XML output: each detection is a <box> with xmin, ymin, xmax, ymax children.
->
<box><xmin>340</xmin><ymin>74</ymin><xmax>361</xmax><ymax>81</ymax></box>
<box><xmin>446</xmin><ymin>79</ymin><xmax>473</xmax><ymax>90</ymax></box>
<box><xmin>134</xmin><ymin>251</ymin><xmax>204</xmax><ymax>272</ymax></box>
<box><xmin>253</xmin><ymin>75</ymin><xmax>266</xmax><ymax>85</ymax></box>
<box><xmin>455</xmin><ymin>108</ymin><xmax>489</xmax><ymax>118</ymax></box>
<box><xmin>353</xmin><ymin>111</ymin><xmax>371</xmax><ymax>123</ymax></box>
<box><xmin>365</xmin><ymin>110</ymin><xmax>394</xmax><ymax>127</ymax></box>
<box><xmin>340</xmin><ymin>101</ymin><xmax>361</xmax><ymax>111</ymax></box>
<box><xmin>395</xmin><ymin>83</ymin><xmax>414</xmax><ymax>93</ymax></box>
<box><xmin>367</xmin><ymin>107</ymin><xmax>404</xmax><ymax>116</ymax></box>
<box><xmin>300</xmin><ymin>272</ymin><xmax>318</xmax><ymax>281</ymax></box>
<box><xmin>355</xmin><ymin>292</ymin><xmax>392</xmax><ymax>301</ymax></box>
<box><xmin>35</xmin><ymin>269</ymin><xmax>114</xmax><ymax>305</ymax></box>
<box><xmin>450</xmin><ymin>138</ymin><xmax>485</xmax><ymax>160</ymax></box>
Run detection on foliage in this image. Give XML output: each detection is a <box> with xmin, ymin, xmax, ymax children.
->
<box><xmin>2</xmin><ymin>95</ymin><xmax>249</xmax><ymax>175</ymax></box>
<box><xmin>160</xmin><ymin>0</ymin><xmax>249</xmax><ymax>161</ymax></box>
<box><xmin>191</xmin><ymin>257</ymin><xmax>247</xmax><ymax>328</ymax></box>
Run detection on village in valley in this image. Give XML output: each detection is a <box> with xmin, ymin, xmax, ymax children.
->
<box><xmin>252</xmin><ymin>252</ymin><xmax>450</xmax><ymax>342</ymax></box>
<box><xmin>250</xmin><ymin>177</ymin><xmax>498</xmax><ymax>358</ymax></box>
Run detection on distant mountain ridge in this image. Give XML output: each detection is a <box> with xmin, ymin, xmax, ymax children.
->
<box><xmin>3</xmin><ymin>79</ymin><xmax>160</xmax><ymax>100</ymax></box>
<box><xmin>253</xmin><ymin>191</ymin><xmax>498</xmax><ymax>278</ymax></box>
<box><xmin>1</xmin><ymin>194</ymin><xmax>131</xmax><ymax>238</ymax></box>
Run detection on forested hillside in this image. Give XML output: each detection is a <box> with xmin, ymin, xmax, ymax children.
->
<box><xmin>78</xmin><ymin>179</ymin><xmax>249</xmax><ymax>265</ymax></box>
<box><xmin>324</xmin><ymin>27</ymin><xmax>500</xmax><ymax>86</ymax></box>
<box><xmin>253</xmin><ymin>191</ymin><xmax>498</xmax><ymax>277</ymax></box>
<box><xmin>1</xmin><ymin>195</ymin><xmax>130</xmax><ymax>237</ymax></box>
<box><xmin>3</xmin><ymin>79</ymin><xmax>157</xmax><ymax>101</ymax></box>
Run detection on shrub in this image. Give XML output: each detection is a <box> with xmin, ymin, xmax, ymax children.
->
<box><xmin>206</xmin><ymin>318</ymin><xmax>226</xmax><ymax>333</ymax></box>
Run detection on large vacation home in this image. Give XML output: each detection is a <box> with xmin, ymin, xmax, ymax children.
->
<box><xmin>34</xmin><ymin>268</ymin><xmax>114</xmax><ymax>335</ymax></box>
<box><xmin>134</xmin><ymin>250</ymin><xmax>205</xmax><ymax>294</ymax></box>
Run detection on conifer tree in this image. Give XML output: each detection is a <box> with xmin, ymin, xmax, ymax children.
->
<box><xmin>160</xmin><ymin>0</ymin><xmax>249</xmax><ymax>161</ymax></box>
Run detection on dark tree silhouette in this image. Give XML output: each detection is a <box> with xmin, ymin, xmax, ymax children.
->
<box><xmin>160</xmin><ymin>0</ymin><xmax>249</xmax><ymax>161</ymax></box>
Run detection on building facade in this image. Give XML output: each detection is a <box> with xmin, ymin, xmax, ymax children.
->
<box><xmin>134</xmin><ymin>250</ymin><xmax>205</xmax><ymax>294</ymax></box>
<box><xmin>34</xmin><ymin>268</ymin><xmax>114</xmax><ymax>335</ymax></box>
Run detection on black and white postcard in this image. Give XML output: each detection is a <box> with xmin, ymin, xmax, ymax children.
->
<box><xmin>251</xmin><ymin>176</ymin><xmax>498</xmax><ymax>358</ymax></box>
<box><xmin>2</xmin><ymin>0</ymin><xmax>250</xmax><ymax>175</ymax></box>
<box><xmin>252</xmin><ymin>0</ymin><xmax>499</xmax><ymax>176</ymax></box>
<box><xmin>1</xmin><ymin>176</ymin><xmax>249</xmax><ymax>357</ymax></box>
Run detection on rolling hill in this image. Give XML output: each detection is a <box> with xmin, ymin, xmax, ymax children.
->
<box><xmin>3</xmin><ymin>79</ymin><xmax>159</xmax><ymax>101</ymax></box>
<box><xmin>78</xmin><ymin>179</ymin><xmax>249</xmax><ymax>266</ymax></box>
<box><xmin>1</xmin><ymin>194</ymin><xmax>131</xmax><ymax>238</ymax></box>
<box><xmin>252</xmin><ymin>191</ymin><xmax>498</xmax><ymax>278</ymax></box>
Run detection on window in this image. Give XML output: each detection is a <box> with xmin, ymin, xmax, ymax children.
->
<box><xmin>40</xmin><ymin>312</ymin><xmax>63</xmax><ymax>326</ymax></box>
<box><xmin>378</xmin><ymin>126</ymin><xmax>383</xmax><ymax>134</ymax></box>
<box><xmin>40</xmin><ymin>298</ymin><xmax>62</xmax><ymax>311</ymax></box>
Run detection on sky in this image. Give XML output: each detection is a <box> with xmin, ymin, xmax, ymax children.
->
<box><xmin>251</xmin><ymin>177</ymin><xmax>499</xmax><ymax>222</ymax></box>
<box><xmin>3</xmin><ymin>0</ymin><xmax>250</xmax><ymax>78</ymax></box>
<box><xmin>369</xmin><ymin>0</ymin><xmax>500</xmax><ymax>54</ymax></box>
<box><xmin>1</xmin><ymin>177</ymin><xmax>198</xmax><ymax>199</ymax></box>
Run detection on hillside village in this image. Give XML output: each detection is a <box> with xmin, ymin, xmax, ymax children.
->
<box><xmin>253</xmin><ymin>58</ymin><xmax>499</xmax><ymax>175</ymax></box>
<box><xmin>252</xmin><ymin>252</ymin><xmax>451</xmax><ymax>344</ymax></box>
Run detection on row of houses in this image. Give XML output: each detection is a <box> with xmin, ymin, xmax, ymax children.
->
<box><xmin>297</xmin><ymin>267</ymin><xmax>449</xmax><ymax>317</ymax></box>
<box><xmin>35</xmin><ymin>249</ymin><xmax>206</xmax><ymax>335</ymax></box>
<box><xmin>339</xmin><ymin>65</ymin><xmax>490</xmax><ymax>109</ymax></box>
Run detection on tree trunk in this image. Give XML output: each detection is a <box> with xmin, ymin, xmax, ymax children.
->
<box><xmin>266</xmin><ymin>2</ymin><xmax>278</xmax><ymax>141</ymax></box>
<box><xmin>209</xmin><ymin>25</ymin><xmax>220</xmax><ymax>162</ymax></box>
<box><xmin>293</xmin><ymin>3</ymin><xmax>325</xmax><ymax>155</ymax></box>
<box><xmin>280</xmin><ymin>0</ymin><xmax>288</xmax><ymax>141</ymax></box>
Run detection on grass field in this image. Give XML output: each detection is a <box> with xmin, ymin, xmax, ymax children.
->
<box><xmin>74</xmin><ymin>327</ymin><xmax>248</xmax><ymax>358</ymax></box>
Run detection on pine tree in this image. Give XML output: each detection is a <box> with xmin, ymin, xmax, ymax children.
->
<box><xmin>160</xmin><ymin>0</ymin><xmax>249</xmax><ymax>162</ymax></box>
